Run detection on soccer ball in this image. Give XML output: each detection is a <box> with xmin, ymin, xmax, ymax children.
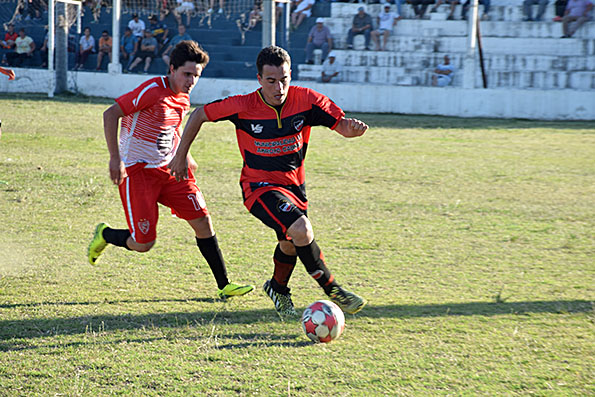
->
<box><xmin>301</xmin><ymin>300</ymin><xmax>345</xmax><ymax>343</ymax></box>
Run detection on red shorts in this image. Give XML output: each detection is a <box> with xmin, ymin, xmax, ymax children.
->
<box><xmin>118</xmin><ymin>163</ymin><xmax>208</xmax><ymax>244</ymax></box>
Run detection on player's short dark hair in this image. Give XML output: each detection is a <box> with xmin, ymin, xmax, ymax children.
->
<box><xmin>169</xmin><ymin>40</ymin><xmax>209</xmax><ymax>70</ymax></box>
<box><xmin>256</xmin><ymin>46</ymin><xmax>291</xmax><ymax>76</ymax></box>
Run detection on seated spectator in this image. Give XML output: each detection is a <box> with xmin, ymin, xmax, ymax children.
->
<box><xmin>209</xmin><ymin>0</ymin><xmax>225</xmax><ymax>14</ymax></box>
<box><xmin>128</xmin><ymin>30</ymin><xmax>158</xmax><ymax>74</ymax></box>
<box><xmin>346</xmin><ymin>7</ymin><xmax>373</xmax><ymax>50</ymax></box>
<box><xmin>305</xmin><ymin>17</ymin><xmax>333</xmax><ymax>64</ymax></box>
<box><xmin>128</xmin><ymin>13</ymin><xmax>146</xmax><ymax>43</ymax></box>
<box><xmin>161</xmin><ymin>24</ymin><xmax>192</xmax><ymax>67</ymax></box>
<box><xmin>561</xmin><ymin>0</ymin><xmax>593</xmax><ymax>37</ymax></box>
<box><xmin>291</xmin><ymin>0</ymin><xmax>316</xmax><ymax>30</ymax></box>
<box><xmin>4</xmin><ymin>28</ymin><xmax>35</xmax><ymax>67</ymax></box>
<box><xmin>553</xmin><ymin>0</ymin><xmax>568</xmax><ymax>20</ymax></box>
<box><xmin>430</xmin><ymin>0</ymin><xmax>459</xmax><ymax>20</ymax></box>
<box><xmin>75</xmin><ymin>27</ymin><xmax>95</xmax><ymax>70</ymax></box>
<box><xmin>461</xmin><ymin>0</ymin><xmax>490</xmax><ymax>20</ymax></box>
<box><xmin>148</xmin><ymin>14</ymin><xmax>169</xmax><ymax>50</ymax></box>
<box><xmin>432</xmin><ymin>55</ymin><xmax>455</xmax><ymax>86</ymax></box>
<box><xmin>371</xmin><ymin>4</ymin><xmax>400</xmax><ymax>51</ymax></box>
<box><xmin>174</xmin><ymin>0</ymin><xmax>194</xmax><ymax>26</ymax></box>
<box><xmin>120</xmin><ymin>27</ymin><xmax>137</xmax><ymax>68</ymax></box>
<box><xmin>96</xmin><ymin>30</ymin><xmax>112</xmax><ymax>70</ymax></box>
<box><xmin>1</xmin><ymin>24</ymin><xmax>18</xmax><ymax>49</ymax></box>
<box><xmin>523</xmin><ymin>0</ymin><xmax>549</xmax><ymax>21</ymax></box>
<box><xmin>320</xmin><ymin>51</ymin><xmax>342</xmax><ymax>83</ymax></box>
<box><xmin>410</xmin><ymin>0</ymin><xmax>434</xmax><ymax>20</ymax></box>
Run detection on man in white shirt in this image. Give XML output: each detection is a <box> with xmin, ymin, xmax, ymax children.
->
<box><xmin>320</xmin><ymin>51</ymin><xmax>342</xmax><ymax>83</ymax></box>
<box><xmin>432</xmin><ymin>55</ymin><xmax>455</xmax><ymax>87</ymax></box>
<box><xmin>291</xmin><ymin>0</ymin><xmax>316</xmax><ymax>30</ymax></box>
<box><xmin>128</xmin><ymin>13</ymin><xmax>146</xmax><ymax>43</ymax></box>
<box><xmin>371</xmin><ymin>4</ymin><xmax>400</xmax><ymax>51</ymax></box>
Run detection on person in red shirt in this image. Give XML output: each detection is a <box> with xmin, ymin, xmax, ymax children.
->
<box><xmin>170</xmin><ymin>46</ymin><xmax>368</xmax><ymax>318</ymax></box>
<box><xmin>1</xmin><ymin>23</ymin><xmax>17</xmax><ymax>49</ymax></box>
<box><xmin>87</xmin><ymin>40</ymin><xmax>254</xmax><ymax>300</ymax></box>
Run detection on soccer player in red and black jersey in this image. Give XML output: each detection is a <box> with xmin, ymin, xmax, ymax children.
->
<box><xmin>169</xmin><ymin>46</ymin><xmax>368</xmax><ymax>317</ymax></box>
<box><xmin>87</xmin><ymin>41</ymin><xmax>254</xmax><ymax>301</ymax></box>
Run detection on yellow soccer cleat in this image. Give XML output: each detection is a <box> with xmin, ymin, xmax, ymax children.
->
<box><xmin>218</xmin><ymin>282</ymin><xmax>255</xmax><ymax>300</ymax></box>
<box><xmin>87</xmin><ymin>222</ymin><xmax>110</xmax><ymax>265</ymax></box>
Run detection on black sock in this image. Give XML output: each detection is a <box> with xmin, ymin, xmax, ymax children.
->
<box><xmin>272</xmin><ymin>243</ymin><xmax>297</xmax><ymax>289</ymax></box>
<box><xmin>295</xmin><ymin>239</ymin><xmax>338</xmax><ymax>295</ymax></box>
<box><xmin>102</xmin><ymin>227</ymin><xmax>131</xmax><ymax>250</ymax></box>
<box><xmin>196</xmin><ymin>235</ymin><xmax>229</xmax><ymax>290</ymax></box>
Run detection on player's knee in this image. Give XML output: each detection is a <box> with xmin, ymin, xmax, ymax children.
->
<box><xmin>279</xmin><ymin>239</ymin><xmax>297</xmax><ymax>256</ymax></box>
<box><xmin>286</xmin><ymin>216</ymin><xmax>314</xmax><ymax>245</ymax></box>
<box><xmin>132</xmin><ymin>240</ymin><xmax>155</xmax><ymax>252</ymax></box>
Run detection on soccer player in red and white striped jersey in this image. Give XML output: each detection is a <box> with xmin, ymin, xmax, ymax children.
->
<box><xmin>87</xmin><ymin>41</ymin><xmax>254</xmax><ymax>300</ymax></box>
<box><xmin>170</xmin><ymin>46</ymin><xmax>368</xmax><ymax>316</ymax></box>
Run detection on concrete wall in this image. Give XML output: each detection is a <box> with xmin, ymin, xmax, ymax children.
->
<box><xmin>1</xmin><ymin>68</ymin><xmax>593</xmax><ymax>120</ymax></box>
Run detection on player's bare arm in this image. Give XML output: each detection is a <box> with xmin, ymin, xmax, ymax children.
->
<box><xmin>335</xmin><ymin>117</ymin><xmax>368</xmax><ymax>138</ymax></box>
<box><xmin>169</xmin><ymin>106</ymin><xmax>209</xmax><ymax>181</ymax></box>
<box><xmin>103</xmin><ymin>103</ymin><xmax>127</xmax><ymax>185</ymax></box>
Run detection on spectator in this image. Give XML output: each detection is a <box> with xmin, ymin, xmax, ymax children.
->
<box><xmin>371</xmin><ymin>4</ymin><xmax>400</xmax><ymax>51</ymax></box>
<box><xmin>127</xmin><ymin>30</ymin><xmax>158</xmax><ymax>74</ymax></box>
<box><xmin>40</xmin><ymin>28</ymin><xmax>48</xmax><ymax>67</ymax></box>
<box><xmin>411</xmin><ymin>0</ymin><xmax>434</xmax><ymax>19</ymax></box>
<box><xmin>432</xmin><ymin>55</ymin><xmax>455</xmax><ymax>87</ymax></box>
<box><xmin>346</xmin><ymin>7</ymin><xmax>373</xmax><ymax>50</ymax></box>
<box><xmin>96</xmin><ymin>30</ymin><xmax>112</xmax><ymax>70</ymax></box>
<box><xmin>174</xmin><ymin>0</ymin><xmax>194</xmax><ymax>26</ymax></box>
<box><xmin>553</xmin><ymin>0</ymin><xmax>568</xmax><ymax>20</ymax></box>
<box><xmin>161</xmin><ymin>24</ymin><xmax>192</xmax><ymax>67</ymax></box>
<box><xmin>305</xmin><ymin>17</ymin><xmax>333</xmax><ymax>65</ymax></box>
<box><xmin>291</xmin><ymin>0</ymin><xmax>316</xmax><ymax>30</ymax></box>
<box><xmin>148</xmin><ymin>14</ymin><xmax>169</xmax><ymax>50</ymax></box>
<box><xmin>430</xmin><ymin>0</ymin><xmax>460</xmax><ymax>20</ymax></box>
<box><xmin>120</xmin><ymin>27</ymin><xmax>136</xmax><ymax>68</ymax></box>
<box><xmin>209</xmin><ymin>0</ymin><xmax>225</xmax><ymax>14</ymax></box>
<box><xmin>320</xmin><ymin>51</ymin><xmax>342</xmax><ymax>83</ymax></box>
<box><xmin>561</xmin><ymin>0</ymin><xmax>593</xmax><ymax>37</ymax></box>
<box><xmin>128</xmin><ymin>13</ymin><xmax>145</xmax><ymax>43</ymax></box>
<box><xmin>5</xmin><ymin>28</ymin><xmax>35</xmax><ymax>67</ymax></box>
<box><xmin>75</xmin><ymin>27</ymin><xmax>95</xmax><ymax>70</ymax></box>
<box><xmin>1</xmin><ymin>24</ymin><xmax>17</xmax><ymax>49</ymax></box>
<box><xmin>461</xmin><ymin>0</ymin><xmax>491</xmax><ymax>20</ymax></box>
<box><xmin>523</xmin><ymin>0</ymin><xmax>549</xmax><ymax>21</ymax></box>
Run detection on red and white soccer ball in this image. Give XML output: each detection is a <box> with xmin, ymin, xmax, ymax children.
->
<box><xmin>301</xmin><ymin>300</ymin><xmax>345</xmax><ymax>343</ymax></box>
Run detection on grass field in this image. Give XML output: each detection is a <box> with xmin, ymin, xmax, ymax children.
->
<box><xmin>0</xmin><ymin>94</ymin><xmax>593</xmax><ymax>396</ymax></box>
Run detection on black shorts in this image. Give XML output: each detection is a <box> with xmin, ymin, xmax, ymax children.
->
<box><xmin>249</xmin><ymin>189</ymin><xmax>308</xmax><ymax>241</ymax></box>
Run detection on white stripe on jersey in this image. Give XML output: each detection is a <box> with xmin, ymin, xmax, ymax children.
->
<box><xmin>126</xmin><ymin>178</ymin><xmax>136</xmax><ymax>241</ymax></box>
<box><xmin>132</xmin><ymin>82</ymin><xmax>159</xmax><ymax>108</ymax></box>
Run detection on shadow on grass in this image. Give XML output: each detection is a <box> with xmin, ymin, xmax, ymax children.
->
<box><xmin>0</xmin><ymin>299</ymin><xmax>590</xmax><ymax>351</ymax></box>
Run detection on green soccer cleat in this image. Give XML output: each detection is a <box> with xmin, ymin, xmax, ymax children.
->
<box><xmin>218</xmin><ymin>282</ymin><xmax>255</xmax><ymax>300</ymax></box>
<box><xmin>263</xmin><ymin>279</ymin><xmax>299</xmax><ymax>319</ymax></box>
<box><xmin>328</xmin><ymin>286</ymin><xmax>367</xmax><ymax>314</ymax></box>
<box><xmin>87</xmin><ymin>222</ymin><xmax>110</xmax><ymax>265</ymax></box>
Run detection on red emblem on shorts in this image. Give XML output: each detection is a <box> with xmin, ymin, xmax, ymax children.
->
<box><xmin>277</xmin><ymin>199</ymin><xmax>294</xmax><ymax>213</ymax></box>
<box><xmin>138</xmin><ymin>219</ymin><xmax>150</xmax><ymax>235</ymax></box>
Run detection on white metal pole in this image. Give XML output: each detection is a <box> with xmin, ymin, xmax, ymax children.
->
<box><xmin>48</xmin><ymin>0</ymin><xmax>55</xmax><ymax>97</ymax></box>
<box><xmin>462</xmin><ymin>0</ymin><xmax>479</xmax><ymax>89</ymax></box>
<box><xmin>262</xmin><ymin>0</ymin><xmax>275</xmax><ymax>48</ymax></box>
<box><xmin>108</xmin><ymin>0</ymin><xmax>122</xmax><ymax>74</ymax></box>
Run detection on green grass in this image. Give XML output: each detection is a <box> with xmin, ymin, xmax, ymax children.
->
<box><xmin>0</xmin><ymin>93</ymin><xmax>593</xmax><ymax>396</ymax></box>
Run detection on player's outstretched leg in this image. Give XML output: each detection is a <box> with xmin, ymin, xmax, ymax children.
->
<box><xmin>218</xmin><ymin>282</ymin><xmax>255</xmax><ymax>300</ymax></box>
<box><xmin>87</xmin><ymin>222</ymin><xmax>110</xmax><ymax>265</ymax></box>
<box><xmin>263</xmin><ymin>279</ymin><xmax>299</xmax><ymax>319</ymax></box>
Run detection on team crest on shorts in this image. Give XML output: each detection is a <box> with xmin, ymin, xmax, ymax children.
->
<box><xmin>138</xmin><ymin>219</ymin><xmax>150</xmax><ymax>235</ymax></box>
<box><xmin>277</xmin><ymin>199</ymin><xmax>294</xmax><ymax>213</ymax></box>
<box><xmin>292</xmin><ymin>116</ymin><xmax>305</xmax><ymax>132</ymax></box>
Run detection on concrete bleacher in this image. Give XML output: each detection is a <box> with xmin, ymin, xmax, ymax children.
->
<box><xmin>297</xmin><ymin>2</ymin><xmax>595</xmax><ymax>90</ymax></box>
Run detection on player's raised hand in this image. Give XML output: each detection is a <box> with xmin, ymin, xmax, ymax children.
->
<box><xmin>109</xmin><ymin>157</ymin><xmax>127</xmax><ymax>185</ymax></box>
<box><xmin>169</xmin><ymin>153</ymin><xmax>189</xmax><ymax>181</ymax></box>
<box><xmin>336</xmin><ymin>117</ymin><xmax>369</xmax><ymax>138</ymax></box>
